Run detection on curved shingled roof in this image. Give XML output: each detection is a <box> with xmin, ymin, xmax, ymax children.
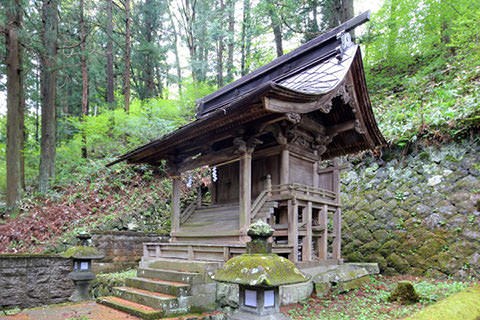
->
<box><xmin>109</xmin><ymin>11</ymin><xmax>385</xmax><ymax>168</ymax></box>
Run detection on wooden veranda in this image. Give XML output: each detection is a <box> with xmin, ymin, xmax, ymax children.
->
<box><xmin>110</xmin><ymin>12</ymin><xmax>385</xmax><ymax>266</ymax></box>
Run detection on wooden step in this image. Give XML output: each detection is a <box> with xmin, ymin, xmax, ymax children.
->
<box><xmin>194</xmin><ymin>205</ymin><xmax>239</xmax><ymax>213</ymax></box>
<box><xmin>137</xmin><ymin>267</ymin><xmax>202</xmax><ymax>284</ymax></box>
<box><xmin>97</xmin><ymin>296</ymin><xmax>163</xmax><ymax>320</ymax></box>
<box><xmin>126</xmin><ymin>277</ymin><xmax>191</xmax><ymax>297</ymax></box>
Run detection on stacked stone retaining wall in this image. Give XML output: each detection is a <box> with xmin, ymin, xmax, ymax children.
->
<box><xmin>91</xmin><ymin>231</ymin><xmax>168</xmax><ymax>273</ymax></box>
<box><xmin>0</xmin><ymin>254</ymin><xmax>74</xmax><ymax>310</ymax></box>
<box><xmin>341</xmin><ymin>140</ymin><xmax>480</xmax><ymax>279</ymax></box>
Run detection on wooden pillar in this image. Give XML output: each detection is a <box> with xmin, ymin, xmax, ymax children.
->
<box><xmin>280</xmin><ymin>148</ymin><xmax>289</xmax><ymax>185</ymax></box>
<box><xmin>288</xmin><ymin>199</ymin><xmax>298</xmax><ymax>263</ymax></box>
<box><xmin>196</xmin><ymin>185</ymin><xmax>202</xmax><ymax>207</ymax></box>
<box><xmin>302</xmin><ymin>201</ymin><xmax>312</xmax><ymax>261</ymax></box>
<box><xmin>210</xmin><ymin>181</ymin><xmax>217</xmax><ymax>204</ymax></box>
<box><xmin>318</xmin><ymin>204</ymin><xmax>328</xmax><ymax>260</ymax></box>
<box><xmin>332</xmin><ymin>207</ymin><xmax>342</xmax><ymax>262</ymax></box>
<box><xmin>171</xmin><ymin>176</ymin><xmax>181</xmax><ymax>235</ymax></box>
<box><xmin>313</xmin><ymin>151</ymin><xmax>319</xmax><ymax>188</ymax></box>
<box><xmin>239</xmin><ymin>152</ymin><xmax>252</xmax><ymax>233</ymax></box>
<box><xmin>333</xmin><ymin>158</ymin><xmax>340</xmax><ymax>204</ymax></box>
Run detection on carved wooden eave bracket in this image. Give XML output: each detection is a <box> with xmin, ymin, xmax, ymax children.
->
<box><xmin>233</xmin><ymin>136</ymin><xmax>263</xmax><ymax>154</ymax></box>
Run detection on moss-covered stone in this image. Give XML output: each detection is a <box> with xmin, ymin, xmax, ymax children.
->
<box><xmin>353</xmin><ymin>228</ymin><xmax>373</xmax><ymax>243</ymax></box>
<box><xmin>405</xmin><ymin>286</ymin><xmax>480</xmax><ymax>320</ymax></box>
<box><xmin>372</xmin><ymin>230</ymin><xmax>390</xmax><ymax>243</ymax></box>
<box><xmin>386</xmin><ymin>253</ymin><xmax>409</xmax><ymax>274</ymax></box>
<box><xmin>379</xmin><ymin>240</ymin><xmax>401</xmax><ymax>257</ymax></box>
<box><xmin>61</xmin><ymin>246</ymin><xmax>104</xmax><ymax>259</ymax></box>
<box><xmin>360</xmin><ymin>240</ymin><xmax>379</xmax><ymax>254</ymax></box>
<box><xmin>417</xmin><ymin>238</ymin><xmax>446</xmax><ymax>260</ymax></box>
<box><xmin>367</xmin><ymin>254</ymin><xmax>387</xmax><ymax>271</ymax></box>
<box><xmin>388</xmin><ymin>281</ymin><xmax>420</xmax><ymax>305</ymax></box>
<box><xmin>247</xmin><ymin>220</ymin><xmax>274</xmax><ymax>238</ymax></box>
<box><xmin>213</xmin><ymin>254</ymin><xmax>308</xmax><ymax>286</ymax></box>
<box><xmin>345</xmin><ymin>252</ymin><xmax>364</xmax><ymax>262</ymax></box>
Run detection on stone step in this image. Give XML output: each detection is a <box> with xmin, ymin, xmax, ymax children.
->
<box><xmin>97</xmin><ymin>296</ymin><xmax>163</xmax><ymax>320</ymax></box>
<box><xmin>113</xmin><ymin>286</ymin><xmax>189</xmax><ymax>316</ymax></box>
<box><xmin>126</xmin><ymin>277</ymin><xmax>191</xmax><ymax>296</ymax></box>
<box><xmin>137</xmin><ymin>267</ymin><xmax>203</xmax><ymax>285</ymax></box>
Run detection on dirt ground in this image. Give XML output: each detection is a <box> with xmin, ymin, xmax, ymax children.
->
<box><xmin>0</xmin><ymin>301</ymin><xmax>139</xmax><ymax>320</ymax></box>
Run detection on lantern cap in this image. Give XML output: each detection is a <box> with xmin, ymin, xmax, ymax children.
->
<box><xmin>247</xmin><ymin>220</ymin><xmax>274</xmax><ymax>238</ymax></box>
<box><xmin>213</xmin><ymin>254</ymin><xmax>308</xmax><ymax>287</ymax></box>
<box><xmin>61</xmin><ymin>245</ymin><xmax>104</xmax><ymax>260</ymax></box>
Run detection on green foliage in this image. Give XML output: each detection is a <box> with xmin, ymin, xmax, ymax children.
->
<box><xmin>363</xmin><ymin>0</ymin><xmax>480</xmax><ymax>145</ymax></box>
<box><xmin>90</xmin><ymin>269</ymin><xmax>137</xmax><ymax>298</ymax></box>
<box><xmin>287</xmin><ymin>275</ymin><xmax>477</xmax><ymax>320</ymax></box>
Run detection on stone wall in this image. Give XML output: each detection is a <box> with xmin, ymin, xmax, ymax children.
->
<box><xmin>0</xmin><ymin>254</ymin><xmax>74</xmax><ymax>310</ymax></box>
<box><xmin>341</xmin><ymin>140</ymin><xmax>480</xmax><ymax>279</ymax></box>
<box><xmin>92</xmin><ymin>231</ymin><xmax>168</xmax><ymax>273</ymax></box>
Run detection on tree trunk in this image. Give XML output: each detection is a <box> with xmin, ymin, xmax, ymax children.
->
<box><xmin>267</xmin><ymin>0</ymin><xmax>283</xmax><ymax>57</ymax></box>
<box><xmin>168</xmin><ymin>6</ymin><xmax>182</xmax><ymax>95</ymax></box>
<box><xmin>5</xmin><ymin>0</ymin><xmax>23</xmax><ymax>217</ymax></box>
<box><xmin>35</xmin><ymin>62</ymin><xmax>40</xmax><ymax>142</ymax></box>
<box><xmin>80</xmin><ymin>0</ymin><xmax>89</xmax><ymax>158</ymax></box>
<box><xmin>106</xmin><ymin>0</ymin><xmax>115</xmax><ymax>104</ymax></box>
<box><xmin>123</xmin><ymin>0</ymin><xmax>131</xmax><ymax>113</ymax></box>
<box><xmin>240</xmin><ymin>0</ymin><xmax>251</xmax><ymax>76</ymax></box>
<box><xmin>216</xmin><ymin>0</ymin><xmax>225</xmax><ymax>87</ymax></box>
<box><xmin>39</xmin><ymin>0</ymin><xmax>58</xmax><ymax>193</ymax></box>
<box><xmin>226</xmin><ymin>0</ymin><xmax>235</xmax><ymax>82</ymax></box>
<box><xmin>341</xmin><ymin>0</ymin><xmax>354</xmax><ymax>23</ymax></box>
<box><xmin>19</xmin><ymin>41</ymin><xmax>25</xmax><ymax>191</ymax></box>
<box><xmin>143</xmin><ymin>0</ymin><xmax>155</xmax><ymax>99</ymax></box>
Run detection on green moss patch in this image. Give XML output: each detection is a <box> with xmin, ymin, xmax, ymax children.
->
<box><xmin>214</xmin><ymin>254</ymin><xmax>308</xmax><ymax>286</ymax></box>
<box><xmin>388</xmin><ymin>281</ymin><xmax>420</xmax><ymax>304</ymax></box>
<box><xmin>405</xmin><ymin>286</ymin><xmax>480</xmax><ymax>320</ymax></box>
<box><xmin>61</xmin><ymin>246</ymin><xmax>104</xmax><ymax>259</ymax></box>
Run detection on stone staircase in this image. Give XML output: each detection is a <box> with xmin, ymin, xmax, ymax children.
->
<box><xmin>97</xmin><ymin>258</ymin><xmax>220</xmax><ymax>319</ymax></box>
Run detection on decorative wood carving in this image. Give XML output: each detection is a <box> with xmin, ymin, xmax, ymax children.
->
<box><xmin>286</xmin><ymin>112</ymin><xmax>302</xmax><ymax>124</ymax></box>
<box><xmin>354</xmin><ymin>119</ymin><xmax>365</xmax><ymax>134</ymax></box>
<box><xmin>234</xmin><ymin>136</ymin><xmax>263</xmax><ymax>154</ymax></box>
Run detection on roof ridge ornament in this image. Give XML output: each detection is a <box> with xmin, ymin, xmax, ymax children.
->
<box><xmin>336</xmin><ymin>31</ymin><xmax>353</xmax><ymax>61</ymax></box>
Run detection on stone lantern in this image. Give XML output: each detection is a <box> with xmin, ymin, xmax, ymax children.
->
<box><xmin>62</xmin><ymin>232</ymin><xmax>104</xmax><ymax>302</ymax></box>
<box><xmin>214</xmin><ymin>220</ymin><xmax>308</xmax><ymax>319</ymax></box>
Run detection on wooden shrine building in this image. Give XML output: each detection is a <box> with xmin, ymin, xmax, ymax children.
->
<box><xmin>110</xmin><ymin>12</ymin><xmax>385</xmax><ymax>265</ymax></box>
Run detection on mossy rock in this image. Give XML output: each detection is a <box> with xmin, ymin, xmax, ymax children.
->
<box><xmin>360</xmin><ymin>240</ymin><xmax>379</xmax><ymax>254</ymax></box>
<box><xmin>213</xmin><ymin>254</ymin><xmax>308</xmax><ymax>286</ymax></box>
<box><xmin>345</xmin><ymin>252</ymin><xmax>364</xmax><ymax>262</ymax></box>
<box><xmin>386</xmin><ymin>253</ymin><xmax>409</xmax><ymax>274</ymax></box>
<box><xmin>380</xmin><ymin>240</ymin><xmax>401</xmax><ymax>257</ymax></box>
<box><xmin>373</xmin><ymin>230</ymin><xmax>390</xmax><ymax>243</ymax></box>
<box><xmin>388</xmin><ymin>281</ymin><xmax>420</xmax><ymax>305</ymax></box>
<box><xmin>405</xmin><ymin>286</ymin><xmax>480</xmax><ymax>320</ymax></box>
<box><xmin>61</xmin><ymin>246</ymin><xmax>104</xmax><ymax>259</ymax></box>
<box><xmin>353</xmin><ymin>228</ymin><xmax>373</xmax><ymax>242</ymax></box>
<box><xmin>366</xmin><ymin>254</ymin><xmax>387</xmax><ymax>271</ymax></box>
<box><xmin>417</xmin><ymin>238</ymin><xmax>446</xmax><ymax>260</ymax></box>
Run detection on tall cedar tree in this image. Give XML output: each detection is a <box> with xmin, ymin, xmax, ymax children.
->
<box><xmin>216</xmin><ymin>0</ymin><xmax>225</xmax><ymax>87</ymax></box>
<box><xmin>240</xmin><ymin>0</ymin><xmax>252</xmax><ymax>75</ymax></box>
<box><xmin>80</xmin><ymin>0</ymin><xmax>89</xmax><ymax>158</ymax></box>
<box><xmin>4</xmin><ymin>0</ymin><xmax>24</xmax><ymax>217</ymax></box>
<box><xmin>106</xmin><ymin>0</ymin><xmax>115</xmax><ymax>104</ymax></box>
<box><xmin>38</xmin><ymin>0</ymin><xmax>58</xmax><ymax>193</ymax></box>
<box><xmin>123</xmin><ymin>0</ymin><xmax>131</xmax><ymax>113</ymax></box>
<box><xmin>226</xmin><ymin>0</ymin><xmax>235</xmax><ymax>82</ymax></box>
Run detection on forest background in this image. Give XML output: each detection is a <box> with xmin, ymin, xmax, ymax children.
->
<box><xmin>0</xmin><ymin>0</ymin><xmax>479</xmax><ymax>251</ymax></box>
